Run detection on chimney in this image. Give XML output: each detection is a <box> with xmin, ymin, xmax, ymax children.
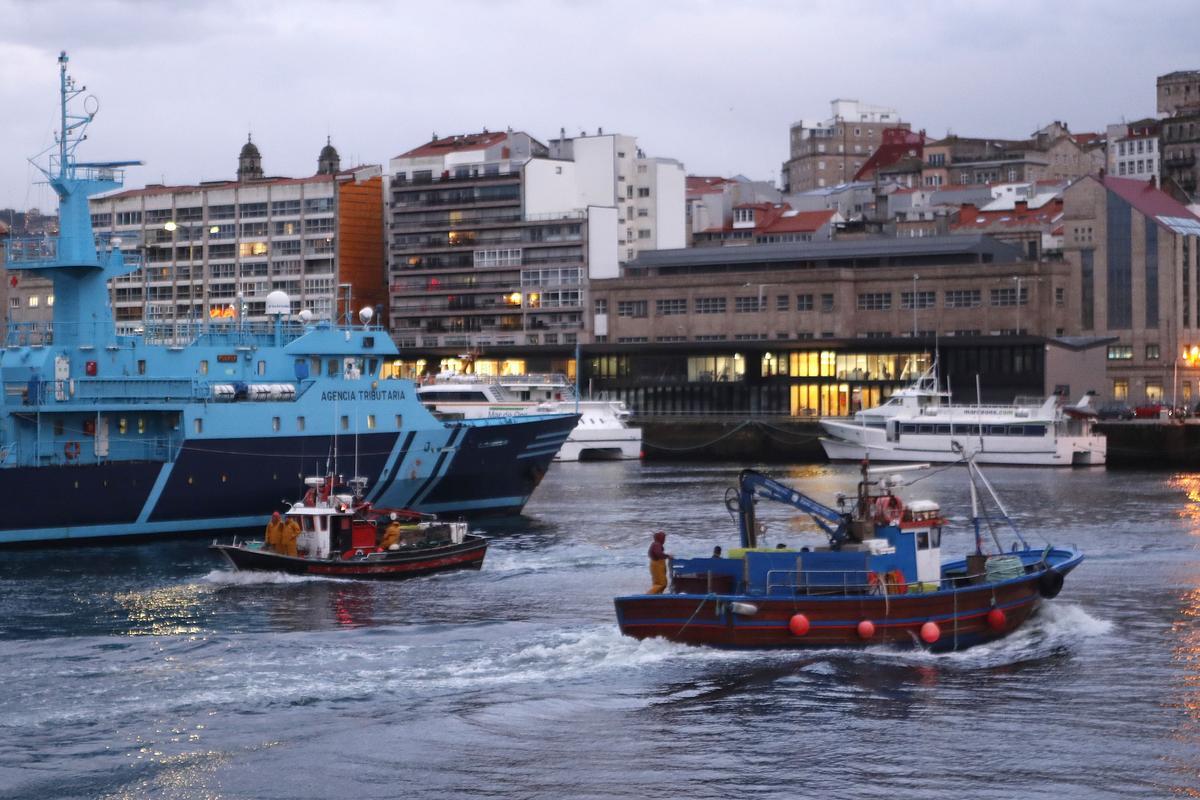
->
<box><xmin>1015</xmin><ymin>200</ymin><xmax>1028</xmax><ymax>212</ymax></box>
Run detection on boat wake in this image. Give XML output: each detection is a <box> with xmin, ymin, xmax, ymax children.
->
<box><xmin>197</xmin><ymin>569</ymin><xmax>354</xmax><ymax>586</ymax></box>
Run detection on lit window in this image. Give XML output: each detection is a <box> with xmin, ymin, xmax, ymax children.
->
<box><xmin>367</xmin><ymin>415</ymin><xmax>376</xmax><ymax>429</ymax></box>
<box><xmin>28</xmin><ymin>296</ymin><xmax>38</xmax><ymax>308</ymax></box>
<box><xmin>272</xmin><ymin>417</ymin><xmax>280</xmax><ymax>432</ymax></box>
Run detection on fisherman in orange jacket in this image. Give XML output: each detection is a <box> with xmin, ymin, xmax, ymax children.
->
<box><xmin>280</xmin><ymin>515</ymin><xmax>302</xmax><ymax>557</ymax></box>
<box><xmin>647</xmin><ymin>530</ymin><xmax>672</xmax><ymax>594</ymax></box>
<box><xmin>264</xmin><ymin>511</ymin><xmax>285</xmax><ymax>552</ymax></box>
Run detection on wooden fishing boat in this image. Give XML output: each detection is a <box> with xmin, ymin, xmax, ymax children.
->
<box><xmin>614</xmin><ymin>459</ymin><xmax>1081</xmax><ymax>652</ymax></box>
<box><xmin>211</xmin><ymin>475</ymin><xmax>487</xmax><ymax>579</ymax></box>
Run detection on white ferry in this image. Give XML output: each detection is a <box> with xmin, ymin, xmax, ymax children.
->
<box><xmin>818</xmin><ymin>366</ymin><xmax>1106</xmax><ymax>466</ymax></box>
<box><xmin>417</xmin><ymin>374</ymin><xmax>642</xmax><ymax>462</ymax></box>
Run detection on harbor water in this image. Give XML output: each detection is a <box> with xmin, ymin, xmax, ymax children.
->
<box><xmin>1</xmin><ymin>462</ymin><xmax>1198</xmax><ymax>798</ymax></box>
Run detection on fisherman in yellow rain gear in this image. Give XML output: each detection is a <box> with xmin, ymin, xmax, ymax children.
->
<box><xmin>280</xmin><ymin>515</ymin><xmax>301</xmax><ymax>557</ymax></box>
<box><xmin>264</xmin><ymin>511</ymin><xmax>285</xmax><ymax>552</ymax></box>
<box><xmin>647</xmin><ymin>530</ymin><xmax>672</xmax><ymax>594</ymax></box>
<box><xmin>380</xmin><ymin>513</ymin><xmax>403</xmax><ymax>550</ymax></box>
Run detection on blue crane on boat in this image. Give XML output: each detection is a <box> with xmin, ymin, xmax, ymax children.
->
<box><xmin>732</xmin><ymin>469</ymin><xmax>849</xmax><ymax>549</ymax></box>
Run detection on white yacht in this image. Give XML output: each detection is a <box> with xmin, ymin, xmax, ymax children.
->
<box><xmin>417</xmin><ymin>374</ymin><xmax>642</xmax><ymax>462</ymax></box>
<box><xmin>819</xmin><ymin>366</ymin><xmax>1106</xmax><ymax>466</ymax></box>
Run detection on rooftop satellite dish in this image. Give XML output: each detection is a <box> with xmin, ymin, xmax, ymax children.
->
<box><xmin>265</xmin><ymin>290</ymin><xmax>290</xmax><ymax>316</ymax></box>
<box><xmin>358</xmin><ymin>306</ymin><xmax>374</xmax><ymax>325</ymax></box>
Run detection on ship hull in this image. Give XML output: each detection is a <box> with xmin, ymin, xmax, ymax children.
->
<box><xmin>0</xmin><ymin>414</ymin><xmax>576</xmax><ymax>546</ymax></box>
<box><xmin>615</xmin><ymin>563</ymin><xmax>1076</xmax><ymax>653</ymax></box>
<box><xmin>211</xmin><ymin>537</ymin><xmax>487</xmax><ymax>579</ymax></box>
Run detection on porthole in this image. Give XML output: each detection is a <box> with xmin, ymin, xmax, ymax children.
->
<box><xmin>188</xmin><ymin>476</ymin><xmax>194</xmax><ymax>485</ymax></box>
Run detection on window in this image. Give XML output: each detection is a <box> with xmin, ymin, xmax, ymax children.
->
<box><xmin>271</xmin><ymin>200</ymin><xmax>301</xmax><ymax>216</ymax></box>
<box><xmin>116</xmin><ymin>211</ymin><xmax>142</xmax><ymax>226</ymax></box>
<box><xmin>194</xmin><ymin>418</ymin><xmax>203</xmax><ymax>434</ymax></box>
<box><xmin>1146</xmin><ymin>344</ymin><xmax>1161</xmax><ymax>360</ymax></box>
<box><xmin>820</xmin><ymin>294</ymin><xmax>835</xmax><ymax>312</ymax></box>
<box><xmin>637</xmin><ymin>229</ymin><xmax>651</xmax><ymax>239</ymax></box>
<box><xmin>367</xmin><ymin>415</ymin><xmax>376</xmax><ymax>430</ymax></box>
<box><xmin>695</xmin><ymin>297</ymin><xmax>726</xmax><ymax>314</ymax></box>
<box><xmin>239</xmin><ymin>202</ymin><xmax>268</xmax><ymax>218</ymax></box>
<box><xmin>617</xmin><ymin>300</ymin><xmax>647</xmax><ymax>318</ymax></box>
<box><xmin>776</xmin><ymin>295</ymin><xmax>789</xmax><ymax>311</ymax></box>
<box><xmin>944</xmin><ymin>289</ymin><xmax>981</xmax><ymax>308</ymax></box>
<box><xmin>1106</xmin><ymin>345</ymin><xmax>1133</xmax><ymax>360</ymax></box>
<box><xmin>637</xmin><ymin>187</ymin><xmax>650</xmax><ymax>198</ymax></box>
<box><xmin>340</xmin><ymin>415</ymin><xmax>350</xmax><ymax>431</ymax></box>
<box><xmin>656</xmin><ymin>298</ymin><xmax>687</xmax><ymax>315</ymax></box>
<box><xmin>990</xmin><ymin>287</ymin><xmax>1028</xmax><ymax>307</ymax></box>
<box><xmin>1055</xmin><ymin>287</ymin><xmax>1065</xmax><ymax>307</ymax></box>
<box><xmin>796</xmin><ymin>294</ymin><xmax>814</xmax><ymax>311</ymax></box>
<box><xmin>304</xmin><ymin>197</ymin><xmax>334</xmax><ymax>214</ymax></box>
<box><xmin>28</xmin><ymin>296</ymin><xmax>38</xmax><ymax>308</ymax></box>
<box><xmin>735</xmin><ymin>296</ymin><xmax>763</xmax><ymax>313</ymax></box>
<box><xmin>593</xmin><ymin>298</ymin><xmax>608</xmax><ymax>315</ymax></box>
<box><xmin>297</xmin><ymin>416</ymin><xmax>306</xmax><ymax>431</ymax></box>
<box><xmin>900</xmin><ymin>291</ymin><xmax>935</xmax><ymax>310</ymax></box>
<box><xmin>856</xmin><ymin>293</ymin><xmax>891</xmax><ymax>311</ymax></box>
<box><xmin>272</xmin><ymin>416</ymin><xmax>281</xmax><ymax>432</ymax></box>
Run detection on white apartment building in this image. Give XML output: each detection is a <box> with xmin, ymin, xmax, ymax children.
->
<box><xmin>386</xmin><ymin>130</ymin><xmax>684</xmax><ymax>349</ymax></box>
<box><xmin>1106</xmin><ymin>121</ymin><xmax>1161</xmax><ymax>181</ymax></box>
<box><xmin>782</xmin><ymin>99</ymin><xmax>909</xmax><ymax>192</ymax></box>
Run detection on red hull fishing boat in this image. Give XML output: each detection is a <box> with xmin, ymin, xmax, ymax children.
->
<box><xmin>212</xmin><ymin>475</ymin><xmax>487</xmax><ymax>579</ymax></box>
<box><xmin>614</xmin><ymin>459</ymin><xmax>1081</xmax><ymax>652</ymax></box>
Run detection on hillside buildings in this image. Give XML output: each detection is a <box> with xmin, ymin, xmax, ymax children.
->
<box><xmin>782</xmin><ymin>100</ymin><xmax>909</xmax><ymax>192</ymax></box>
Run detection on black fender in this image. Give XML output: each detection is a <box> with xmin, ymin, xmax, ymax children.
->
<box><xmin>1038</xmin><ymin>569</ymin><xmax>1065</xmax><ymax>599</ymax></box>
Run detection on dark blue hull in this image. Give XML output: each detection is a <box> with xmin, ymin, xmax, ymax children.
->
<box><xmin>0</xmin><ymin>414</ymin><xmax>576</xmax><ymax>546</ymax></box>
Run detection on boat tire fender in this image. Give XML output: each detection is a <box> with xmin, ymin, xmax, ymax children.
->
<box><xmin>1038</xmin><ymin>569</ymin><xmax>1064</xmax><ymax>599</ymax></box>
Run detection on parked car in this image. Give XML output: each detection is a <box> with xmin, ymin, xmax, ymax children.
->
<box><xmin>1097</xmin><ymin>402</ymin><xmax>1135</xmax><ymax>420</ymax></box>
<box><xmin>1134</xmin><ymin>403</ymin><xmax>1164</xmax><ymax>419</ymax></box>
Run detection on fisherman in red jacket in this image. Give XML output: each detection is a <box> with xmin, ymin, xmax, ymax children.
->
<box><xmin>647</xmin><ymin>530</ymin><xmax>672</xmax><ymax>594</ymax></box>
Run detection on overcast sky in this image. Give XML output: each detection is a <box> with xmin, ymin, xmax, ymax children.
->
<box><xmin>1</xmin><ymin>0</ymin><xmax>1197</xmax><ymax>211</ymax></box>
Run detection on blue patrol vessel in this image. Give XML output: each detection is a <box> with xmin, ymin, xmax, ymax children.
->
<box><xmin>0</xmin><ymin>53</ymin><xmax>577</xmax><ymax>546</ymax></box>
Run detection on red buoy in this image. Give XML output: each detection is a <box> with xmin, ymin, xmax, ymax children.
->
<box><xmin>857</xmin><ymin>619</ymin><xmax>876</xmax><ymax>639</ymax></box>
<box><xmin>987</xmin><ymin>608</ymin><xmax>1007</xmax><ymax>631</ymax></box>
<box><xmin>788</xmin><ymin>613</ymin><xmax>810</xmax><ymax>636</ymax></box>
<box><xmin>920</xmin><ymin>621</ymin><xmax>941</xmax><ymax>644</ymax></box>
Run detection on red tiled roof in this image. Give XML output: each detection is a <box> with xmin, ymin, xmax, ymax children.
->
<box><xmin>1103</xmin><ymin>175</ymin><xmax>1200</xmax><ymax>224</ymax></box>
<box><xmin>686</xmin><ymin>175</ymin><xmax>734</xmax><ymax>196</ymax></box>
<box><xmin>949</xmin><ymin>198</ymin><xmax>1064</xmax><ymax>231</ymax></box>
<box><xmin>763</xmin><ymin>209</ymin><xmax>837</xmax><ymax>234</ymax></box>
<box><xmin>395</xmin><ymin>131</ymin><xmax>511</xmax><ymax>159</ymax></box>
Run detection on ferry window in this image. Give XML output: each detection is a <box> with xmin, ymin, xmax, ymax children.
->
<box><xmin>118</xmin><ymin>417</ymin><xmax>128</xmax><ymax>435</ymax></box>
<box><xmin>297</xmin><ymin>416</ymin><xmax>306</xmax><ymax>431</ymax></box>
<box><xmin>395</xmin><ymin>414</ymin><xmax>403</xmax><ymax>429</ymax></box>
<box><xmin>340</xmin><ymin>415</ymin><xmax>350</xmax><ymax>431</ymax></box>
<box><xmin>367</xmin><ymin>358</ymin><xmax>379</xmax><ymax>376</ymax></box>
<box><xmin>328</xmin><ymin>360</ymin><xmax>340</xmax><ymax>377</ymax></box>
<box><xmin>901</xmin><ymin>424</ymin><xmax>917</xmax><ymax>433</ymax></box>
<box><xmin>137</xmin><ymin>418</ymin><xmax>145</xmax><ymax>434</ymax></box>
<box><xmin>258</xmin><ymin>360</ymin><xmax>267</xmax><ymax>376</ymax></box>
<box><xmin>935</xmin><ymin>425</ymin><xmax>951</xmax><ymax>434</ymax></box>
<box><xmin>988</xmin><ymin>425</ymin><xmax>1006</xmax><ymax>435</ymax></box>
<box><xmin>918</xmin><ymin>424</ymin><xmax>934</xmax><ymax>434</ymax></box>
<box><xmin>917</xmin><ymin>531</ymin><xmax>929</xmax><ymax>549</ymax></box>
<box><xmin>194</xmin><ymin>418</ymin><xmax>203</xmax><ymax>434</ymax></box>
<box><xmin>367</xmin><ymin>414</ymin><xmax>376</xmax><ymax>430</ymax></box>
<box><xmin>272</xmin><ymin>417</ymin><xmax>281</xmax><ymax>432</ymax></box>
<box><xmin>1024</xmin><ymin>425</ymin><xmax>1046</xmax><ymax>437</ymax></box>
<box><xmin>137</xmin><ymin>360</ymin><xmax>146</xmax><ymax>375</ymax></box>
<box><xmin>931</xmin><ymin>527</ymin><xmax>942</xmax><ymax>547</ymax></box>
<box><xmin>199</xmin><ymin>360</ymin><xmax>209</xmax><ymax>375</ymax></box>
<box><xmin>310</xmin><ymin>357</ymin><xmax>321</xmax><ymax>376</ymax></box>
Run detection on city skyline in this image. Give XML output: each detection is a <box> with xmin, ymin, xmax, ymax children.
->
<box><xmin>1</xmin><ymin>0</ymin><xmax>1197</xmax><ymax>210</ymax></box>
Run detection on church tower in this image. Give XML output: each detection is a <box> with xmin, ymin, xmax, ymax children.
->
<box><xmin>237</xmin><ymin>134</ymin><xmax>263</xmax><ymax>182</ymax></box>
<box><xmin>317</xmin><ymin>137</ymin><xmax>341</xmax><ymax>175</ymax></box>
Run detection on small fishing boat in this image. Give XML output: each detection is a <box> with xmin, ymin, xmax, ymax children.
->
<box><xmin>614</xmin><ymin>459</ymin><xmax>1081</xmax><ymax>652</ymax></box>
<box><xmin>211</xmin><ymin>475</ymin><xmax>487</xmax><ymax>579</ymax></box>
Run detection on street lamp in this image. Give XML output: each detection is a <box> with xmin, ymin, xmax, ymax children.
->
<box><xmin>911</xmin><ymin>273</ymin><xmax>919</xmax><ymax>338</ymax></box>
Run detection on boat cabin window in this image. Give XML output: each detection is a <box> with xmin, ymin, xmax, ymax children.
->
<box><xmin>395</xmin><ymin>414</ymin><xmax>403</xmax><ymax>428</ymax></box>
<box><xmin>310</xmin><ymin>357</ymin><xmax>321</xmax><ymax>376</ymax></box>
<box><xmin>917</xmin><ymin>530</ymin><xmax>929</xmax><ymax>549</ymax></box>
<box><xmin>328</xmin><ymin>359</ymin><xmax>340</xmax><ymax>377</ymax></box>
<box><xmin>297</xmin><ymin>416</ymin><xmax>306</xmax><ymax>431</ymax></box>
<box><xmin>367</xmin><ymin>358</ymin><xmax>379</xmax><ymax>376</ymax></box>
<box><xmin>340</xmin><ymin>415</ymin><xmax>349</xmax><ymax>431</ymax></box>
<box><xmin>424</xmin><ymin>390</ymin><xmax>490</xmax><ymax>402</ymax></box>
<box><xmin>367</xmin><ymin>414</ymin><xmax>376</xmax><ymax>429</ymax></box>
<box><xmin>257</xmin><ymin>360</ymin><xmax>267</xmax><ymax>376</ymax></box>
<box><xmin>194</xmin><ymin>418</ymin><xmax>203</xmax><ymax>434</ymax></box>
<box><xmin>199</xmin><ymin>360</ymin><xmax>208</xmax><ymax>375</ymax></box>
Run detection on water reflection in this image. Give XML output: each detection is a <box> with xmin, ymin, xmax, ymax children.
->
<box><xmin>1167</xmin><ymin>474</ymin><xmax>1200</xmax><ymax>528</ymax></box>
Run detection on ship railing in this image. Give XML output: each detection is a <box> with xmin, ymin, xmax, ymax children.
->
<box><xmin>494</xmin><ymin>373</ymin><xmax>573</xmax><ymax>388</ymax></box>
<box><xmin>4</xmin><ymin>235</ymin><xmax>60</xmax><ymax>266</ymax></box>
<box><xmin>10</xmin><ymin>378</ymin><xmax>210</xmax><ymax>405</ymax></box>
<box><xmin>765</xmin><ymin>568</ymin><xmax>897</xmax><ymax>596</ymax></box>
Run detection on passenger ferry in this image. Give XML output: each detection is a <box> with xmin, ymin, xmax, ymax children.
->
<box><xmin>818</xmin><ymin>365</ymin><xmax>1106</xmax><ymax>466</ymax></box>
<box><xmin>417</xmin><ymin>373</ymin><xmax>641</xmax><ymax>461</ymax></box>
<box><xmin>0</xmin><ymin>53</ymin><xmax>576</xmax><ymax>546</ymax></box>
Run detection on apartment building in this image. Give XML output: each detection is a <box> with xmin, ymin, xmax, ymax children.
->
<box><xmin>782</xmin><ymin>100</ymin><xmax>909</xmax><ymax>192</ymax></box>
<box><xmin>686</xmin><ymin>176</ymin><xmax>781</xmax><ymax>244</ymax></box>
<box><xmin>922</xmin><ymin>123</ymin><xmax>1096</xmax><ymax>189</ymax></box>
<box><xmin>1158</xmin><ymin>71</ymin><xmax>1200</xmax><ymax>117</ymax></box>
<box><xmin>1106</xmin><ymin>120</ymin><xmax>1160</xmax><ymax>181</ymax></box>
<box><xmin>90</xmin><ymin>138</ymin><xmax>385</xmax><ymax>332</ymax></box>
<box><xmin>1062</xmin><ymin>174</ymin><xmax>1200</xmax><ymax>404</ymax></box>
<box><xmin>385</xmin><ymin>129</ymin><xmax>683</xmax><ymax>351</ymax></box>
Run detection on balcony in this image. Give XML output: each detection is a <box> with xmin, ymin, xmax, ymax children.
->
<box><xmin>391</xmin><ymin>167</ymin><xmax>524</xmax><ymax>187</ymax></box>
<box><xmin>1165</xmin><ymin>153</ymin><xmax>1197</xmax><ymax>168</ymax></box>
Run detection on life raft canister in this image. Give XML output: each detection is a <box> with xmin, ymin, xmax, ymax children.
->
<box><xmin>874</xmin><ymin>494</ymin><xmax>904</xmax><ymax>524</ymax></box>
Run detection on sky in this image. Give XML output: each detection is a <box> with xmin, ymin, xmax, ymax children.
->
<box><xmin>1</xmin><ymin>0</ymin><xmax>1197</xmax><ymax>211</ymax></box>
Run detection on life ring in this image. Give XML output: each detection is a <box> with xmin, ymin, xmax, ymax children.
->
<box><xmin>886</xmin><ymin>568</ymin><xmax>907</xmax><ymax>594</ymax></box>
<box><xmin>1038</xmin><ymin>569</ymin><xmax>1064</xmax><ymax>599</ymax></box>
<box><xmin>64</xmin><ymin>441</ymin><xmax>81</xmax><ymax>460</ymax></box>
<box><xmin>874</xmin><ymin>494</ymin><xmax>904</xmax><ymax>524</ymax></box>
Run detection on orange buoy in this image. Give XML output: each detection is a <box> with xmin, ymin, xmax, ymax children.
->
<box><xmin>857</xmin><ymin>619</ymin><xmax>875</xmax><ymax>639</ymax></box>
<box><xmin>920</xmin><ymin>621</ymin><xmax>941</xmax><ymax>644</ymax></box>
<box><xmin>987</xmin><ymin>608</ymin><xmax>1007</xmax><ymax>631</ymax></box>
<box><xmin>788</xmin><ymin>613</ymin><xmax>810</xmax><ymax>636</ymax></box>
